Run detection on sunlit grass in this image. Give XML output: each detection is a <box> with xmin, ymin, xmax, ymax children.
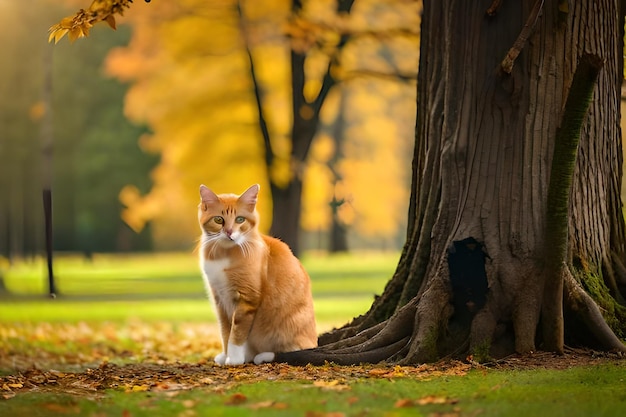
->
<box><xmin>0</xmin><ymin>251</ymin><xmax>398</xmax><ymax>330</ymax></box>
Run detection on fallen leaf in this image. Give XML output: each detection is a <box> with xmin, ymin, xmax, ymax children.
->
<box><xmin>181</xmin><ymin>399</ymin><xmax>196</xmax><ymax>408</ymax></box>
<box><xmin>416</xmin><ymin>395</ymin><xmax>454</xmax><ymax>405</ymax></box>
<box><xmin>368</xmin><ymin>368</ymin><xmax>389</xmax><ymax>377</ymax></box>
<box><xmin>314</xmin><ymin>380</ymin><xmax>340</xmax><ymax>387</ymax></box>
<box><xmin>394</xmin><ymin>398</ymin><xmax>414</xmax><ymax>408</ymax></box>
<box><xmin>248</xmin><ymin>400</ymin><xmax>274</xmax><ymax>410</ymax></box>
<box><xmin>41</xmin><ymin>403</ymin><xmax>80</xmax><ymax>413</ymax></box>
<box><xmin>225</xmin><ymin>392</ymin><xmax>247</xmax><ymax>405</ymax></box>
<box><xmin>313</xmin><ymin>380</ymin><xmax>351</xmax><ymax>391</ymax></box>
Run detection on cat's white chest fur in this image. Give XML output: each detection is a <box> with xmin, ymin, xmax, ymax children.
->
<box><xmin>201</xmin><ymin>258</ymin><xmax>235</xmax><ymax>316</ymax></box>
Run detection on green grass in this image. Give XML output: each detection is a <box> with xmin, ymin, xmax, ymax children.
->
<box><xmin>0</xmin><ymin>251</ymin><xmax>398</xmax><ymax>328</ymax></box>
<box><xmin>1</xmin><ymin>252</ymin><xmax>625</xmax><ymax>416</ymax></box>
<box><xmin>2</xmin><ymin>364</ymin><xmax>625</xmax><ymax>416</ymax></box>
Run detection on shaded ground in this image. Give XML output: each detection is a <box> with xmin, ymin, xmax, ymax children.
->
<box><xmin>1</xmin><ymin>320</ymin><xmax>624</xmax><ymax>401</ymax></box>
<box><xmin>2</xmin><ymin>349</ymin><xmax>624</xmax><ymax>401</ymax></box>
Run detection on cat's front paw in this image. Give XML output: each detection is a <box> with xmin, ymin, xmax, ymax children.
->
<box><xmin>225</xmin><ymin>355</ymin><xmax>245</xmax><ymax>366</ymax></box>
<box><xmin>214</xmin><ymin>352</ymin><xmax>227</xmax><ymax>366</ymax></box>
<box><xmin>225</xmin><ymin>343</ymin><xmax>246</xmax><ymax>365</ymax></box>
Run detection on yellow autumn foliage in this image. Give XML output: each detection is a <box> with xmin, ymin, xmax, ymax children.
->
<box><xmin>48</xmin><ymin>0</ymin><xmax>133</xmax><ymax>43</ymax></box>
<box><xmin>54</xmin><ymin>0</ymin><xmax>419</xmax><ymax>249</ymax></box>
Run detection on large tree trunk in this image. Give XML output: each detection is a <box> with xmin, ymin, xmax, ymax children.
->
<box><xmin>278</xmin><ymin>0</ymin><xmax>626</xmax><ymax>365</ymax></box>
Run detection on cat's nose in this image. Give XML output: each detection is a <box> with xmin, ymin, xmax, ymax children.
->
<box><xmin>225</xmin><ymin>228</ymin><xmax>234</xmax><ymax>238</ymax></box>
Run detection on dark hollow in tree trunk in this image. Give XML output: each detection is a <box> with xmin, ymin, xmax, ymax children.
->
<box><xmin>275</xmin><ymin>0</ymin><xmax>626</xmax><ymax>366</ymax></box>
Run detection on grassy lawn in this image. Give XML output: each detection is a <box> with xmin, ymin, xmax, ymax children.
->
<box><xmin>2</xmin><ymin>362</ymin><xmax>624</xmax><ymax>416</ymax></box>
<box><xmin>0</xmin><ymin>251</ymin><xmax>399</xmax><ymax>329</ymax></box>
<box><xmin>1</xmin><ymin>252</ymin><xmax>625</xmax><ymax>416</ymax></box>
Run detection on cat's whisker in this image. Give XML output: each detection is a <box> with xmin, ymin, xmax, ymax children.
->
<box><xmin>202</xmin><ymin>233</ymin><xmax>222</xmax><ymax>259</ymax></box>
<box><xmin>241</xmin><ymin>240</ymin><xmax>253</xmax><ymax>258</ymax></box>
<box><xmin>237</xmin><ymin>239</ymin><xmax>248</xmax><ymax>258</ymax></box>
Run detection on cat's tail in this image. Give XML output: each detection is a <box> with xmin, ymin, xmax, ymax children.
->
<box><xmin>257</xmin><ymin>337</ymin><xmax>408</xmax><ymax>366</ymax></box>
<box><xmin>253</xmin><ymin>352</ymin><xmax>276</xmax><ymax>365</ymax></box>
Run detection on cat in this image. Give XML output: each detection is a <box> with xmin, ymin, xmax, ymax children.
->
<box><xmin>198</xmin><ymin>184</ymin><xmax>317</xmax><ymax>365</ymax></box>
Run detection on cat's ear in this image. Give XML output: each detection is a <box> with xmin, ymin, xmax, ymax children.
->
<box><xmin>200</xmin><ymin>185</ymin><xmax>219</xmax><ymax>210</ymax></box>
<box><xmin>239</xmin><ymin>184</ymin><xmax>259</xmax><ymax>210</ymax></box>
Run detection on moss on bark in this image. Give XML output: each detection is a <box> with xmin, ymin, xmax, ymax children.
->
<box><xmin>575</xmin><ymin>269</ymin><xmax>626</xmax><ymax>339</ymax></box>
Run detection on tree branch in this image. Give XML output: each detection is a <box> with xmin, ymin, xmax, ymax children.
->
<box><xmin>486</xmin><ymin>0</ymin><xmax>503</xmax><ymax>17</ymax></box>
<box><xmin>500</xmin><ymin>0</ymin><xmax>544</xmax><ymax>74</ymax></box>
<box><xmin>545</xmin><ymin>53</ymin><xmax>603</xmax><ymax>266</ymax></box>
<box><xmin>543</xmin><ymin>52</ymin><xmax>604</xmax><ymax>353</ymax></box>
<box><xmin>237</xmin><ymin>0</ymin><xmax>274</xmax><ymax>169</ymax></box>
<box><xmin>343</xmin><ymin>69</ymin><xmax>417</xmax><ymax>83</ymax></box>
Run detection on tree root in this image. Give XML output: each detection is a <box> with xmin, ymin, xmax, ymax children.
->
<box><xmin>274</xmin><ymin>336</ymin><xmax>411</xmax><ymax>366</ymax></box>
<box><xmin>324</xmin><ymin>306</ymin><xmax>414</xmax><ymax>353</ymax></box>
<box><xmin>602</xmin><ymin>255</ymin><xmax>626</xmax><ymax>305</ymax></box>
<box><xmin>317</xmin><ymin>314</ymin><xmax>369</xmax><ymax>347</ymax></box>
<box><xmin>610</xmin><ymin>251</ymin><xmax>626</xmax><ymax>300</ymax></box>
<box><xmin>277</xmin><ymin>295</ymin><xmax>418</xmax><ymax>365</ymax></box>
<box><xmin>274</xmin><ymin>262</ymin><xmax>625</xmax><ymax>367</ymax></box>
<box><xmin>564</xmin><ymin>267</ymin><xmax>626</xmax><ymax>352</ymax></box>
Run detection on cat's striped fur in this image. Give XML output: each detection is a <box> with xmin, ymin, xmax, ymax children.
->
<box><xmin>198</xmin><ymin>184</ymin><xmax>317</xmax><ymax>365</ymax></box>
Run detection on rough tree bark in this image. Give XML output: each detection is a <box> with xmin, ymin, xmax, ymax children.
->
<box><xmin>276</xmin><ymin>0</ymin><xmax>626</xmax><ymax>365</ymax></box>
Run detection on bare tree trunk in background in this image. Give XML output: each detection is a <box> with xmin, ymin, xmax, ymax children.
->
<box><xmin>277</xmin><ymin>0</ymin><xmax>626</xmax><ymax>365</ymax></box>
<box><xmin>250</xmin><ymin>0</ymin><xmax>354</xmax><ymax>256</ymax></box>
<box><xmin>328</xmin><ymin>87</ymin><xmax>349</xmax><ymax>254</ymax></box>
<box><xmin>41</xmin><ymin>43</ymin><xmax>56</xmax><ymax>298</ymax></box>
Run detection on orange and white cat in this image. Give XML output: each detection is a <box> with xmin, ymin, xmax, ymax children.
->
<box><xmin>198</xmin><ymin>184</ymin><xmax>317</xmax><ymax>365</ymax></box>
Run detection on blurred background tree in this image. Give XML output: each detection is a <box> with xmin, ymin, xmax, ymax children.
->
<box><xmin>2</xmin><ymin>0</ymin><xmax>419</xmax><ymax>260</ymax></box>
<box><xmin>0</xmin><ymin>0</ymin><xmax>156</xmax><ymax>261</ymax></box>
<box><xmin>104</xmin><ymin>0</ymin><xmax>419</xmax><ymax>253</ymax></box>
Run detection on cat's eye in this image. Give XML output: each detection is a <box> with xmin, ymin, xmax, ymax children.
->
<box><xmin>213</xmin><ymin>216</ymin><xmax>224</xmax><ymax>224</ymax></box>
<box><xmin>235</xmin><ymin>216</ymin><xmax>245</xmax><ymax>224</ymax></box>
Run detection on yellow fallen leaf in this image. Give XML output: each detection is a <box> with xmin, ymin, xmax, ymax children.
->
<box><xmin>131</xmin><ymin>384</ymin><xmax>149</xmax><ymax>392</ymax></box>
<box><xmin>416</xmin><ymin>395</ymin><xmax>450</xmax><ymax>405</ymax></box>
<box><xmin>314</xmin><ymin>380</ymin><xmax>340</xmax><ymax>387</ymax></box>
<box><xmin>368</xmin><ymin>368</ymin><xmax>390</xmax><ymax>377</ymax></box>
<box><xmin>248</xmin><ymin>400</ymin><xmax>274</xmax><ymax>410</ymax></box>
<box><xmin>313</xmin><ymin>380</ymin><xmax>351</xmax><ymax>391</ymax></box>
<box><xmin>181</xmin><ymin>400</ymin><xmax>196</xmax><ymax>408</ymax></box>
